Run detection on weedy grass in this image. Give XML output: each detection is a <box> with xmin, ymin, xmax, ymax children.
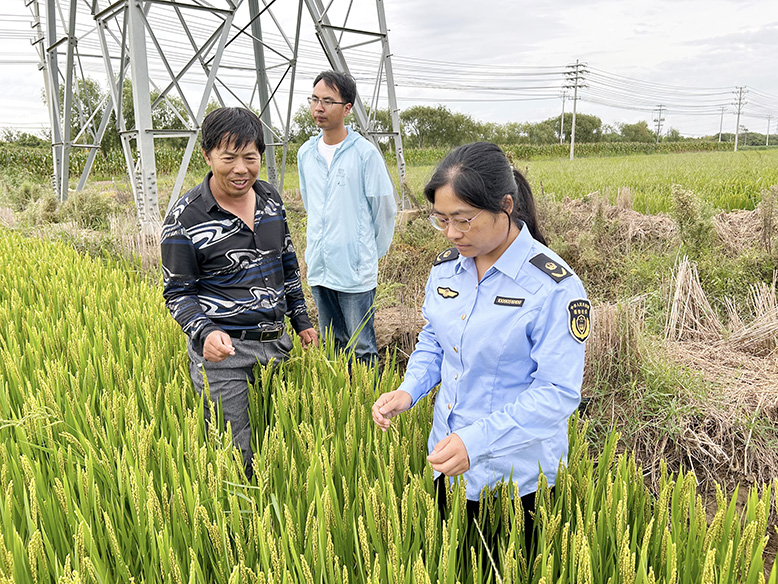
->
<box><xmin>1</xmin><ymin>228</ymin><xmax>777</xmax><ymax>583</ymax></box>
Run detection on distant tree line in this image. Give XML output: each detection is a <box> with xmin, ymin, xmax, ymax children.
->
<box><xmin>270</xmin><ymin>103</ymin><xmax>778</xmax><ymax>150</ymax></box>
<box><xmin>2</xmin><ymin>77</ymin><xmax>775</xmax><ymax>150</ymax></box>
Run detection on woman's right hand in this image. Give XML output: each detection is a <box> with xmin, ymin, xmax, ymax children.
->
<box><xmin>371</xmin><ymin>390</ymin><xmax>413</xmax><ymax>432</ymax></box>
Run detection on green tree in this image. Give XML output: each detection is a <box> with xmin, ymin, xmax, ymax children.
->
<box><xmin>524</xmin><ymin>119</ymin><xmax>557</xmax><ymax>144</ymax></box>
<box><xmin>0</xmin><ymin>129</ymin><xmax>47</xmax><ymax>148</ymax></box>
<box><xmin>101</xmin><ymin>79</ymin><xmax>191</xmax><ymax>151</ymax></box>
<box><xmin>400</xmin><ymin>105</ymin><xmax>470</xmax><ymax>148</ymax></box>
<box><xmin>45</xmin><ymin>77</ymin><xmax>107</xmax><ymax>145</ymax></box>
<box><xmin>365</xmin><ymin>107</ymin><xmax>394</xmax><ymax>152</ymax></box>
<box><xmin>482</xmin><ymin>121</ymin><xmax>528</xmax><ymax>144</ymax></box>
<box><xmin>619</xmin><ymin>121</ymin><xmax>656</xmax><ymax>143</ymax></box>
<box><xmin>664</xmin><ymin>128</ymin><xmax>685</xmax><ymax>142</ymax></box>
<box><xmin>556</xmin><ymin>113</ymin><xmax>603</xmax><ymax>143</ymax></box>
<box><xmin>600</xmin><ymin>123</ymin><xmax>621</xmax><ymax>142</ymax></box>
<box><xmin>291</xmin><ymin>102</ymin><xmax>319</xmax><ymax>143</ymax></box>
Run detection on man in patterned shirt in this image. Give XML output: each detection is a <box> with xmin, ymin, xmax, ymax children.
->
<box><xmin>161</xmin><ymin>107</ymin><xmax>317</xmax><ymax>479</ymax></box>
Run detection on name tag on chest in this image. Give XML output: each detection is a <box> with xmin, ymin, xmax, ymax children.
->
<box><xmin>494</xmin><ymin>296</ymin><xmax>525</xmax><ymax>307</ymax></box>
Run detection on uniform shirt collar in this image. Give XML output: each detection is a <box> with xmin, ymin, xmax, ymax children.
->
<box><xmin>454</xmin><ymin>222</ymin><xmax>535</xmax><ymax>281</ymax></box>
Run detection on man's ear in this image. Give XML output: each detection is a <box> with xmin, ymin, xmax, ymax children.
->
<box><xmin>344</xmin><ymin>102</ymin><xmax>353</xmax><ymax>116</ymax></box>
<box><xmin>202</xmin><ymin>148</ymin><xmax>212</xmax><ymax>167</ymax></box>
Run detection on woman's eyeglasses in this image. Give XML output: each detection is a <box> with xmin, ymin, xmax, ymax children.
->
<box><xmin>428</xmin><ymin>209</ymin><xmax>485</xmax><ymax>233</ymax></box>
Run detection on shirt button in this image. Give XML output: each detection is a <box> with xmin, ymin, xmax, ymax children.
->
<box><xmin>461</xmin><ymin>314</ymin><xmax>466</xmax><ymax>320</ymax></box>
<box><xmin>447</xmin><ymin>403</ymin><xmax>452</xmax><ymax>410</ymax></box>
<box><xmin>454</xmin><ymin>374</ymin><xmax>458</xmax><ymax>380</ymax></box>
<box><xmin>453</xmin><ymin>346</ymin><xmax>458</xmax><ymax>353</ymax></box>
<box><xmin>446</xmin><ymin>431</ymin><xmax>450</xmax><ymax>436</ymax></box>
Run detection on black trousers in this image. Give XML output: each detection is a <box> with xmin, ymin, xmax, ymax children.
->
<box><xmin>435</xmin><ymin>477</ymin><xmax>550</xmax><ymax>567</ymax></box>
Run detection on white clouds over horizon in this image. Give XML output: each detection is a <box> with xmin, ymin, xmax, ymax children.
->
<box><xmin>0</xmin><ymin>0</ymin><xmax>776</xmax><ymax>137</ymax></box>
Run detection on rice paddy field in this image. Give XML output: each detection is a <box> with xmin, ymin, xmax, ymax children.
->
<box><xmin>384</xmin><ymin>149</ymin><xmax>778</xmax><ymax>215</ymax></box>
<box><xmin>2</xmin><ymin>146</ymin><xmax>778</xmax><ymax>582</ymax></box>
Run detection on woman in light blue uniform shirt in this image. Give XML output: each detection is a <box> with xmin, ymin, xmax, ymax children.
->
<box><xmin>372</xmin><ymin>142</ymin><xmax>590</xmax><ymax>549</ymax></box>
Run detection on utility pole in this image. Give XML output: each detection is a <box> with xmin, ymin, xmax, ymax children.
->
<box><xmin>733</xmin><ymin>86</ymin><xmax>747</xmax><ymax>152</ymax></box>
<box><xmin>766</xmin><ymin>115</ymin><xmax>772</xmax><ymax>147</ymax></box>
<box><xmin>653</xmin><ymin>104</ymin><xmax>665</xmax><ymax>144</ymax></box>
<box><xmin>718</xmin><ymin>106</ymin><xmax>725</xmax><ymax>142</ymax></box>
<box><xmin>558</xmin><ymin>91</ymin><xmax>567</xmax><ymax>145</ymax></box>
<box><xmin>564</xmin><ymin>60</ymin><xmax>587</xmax><ymax>160</ymax></box>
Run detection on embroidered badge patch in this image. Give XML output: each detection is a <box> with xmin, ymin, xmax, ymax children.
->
<box><xmin>433</xmin><ymin>248</ymin><xmax>460</xmax><ymax>266</ymax></box>
<box><xmin>529</xmin><ymin>253</ymin><xmax>572</xmax><ymax>283</ymax></box>
<box><xmin>568</xmin><ymin>299</ymin><xmax>591</xmax><ymax>343</ymax></box>
<box><xmin>437</xmin><ymin>287</ymin><xmax>459</xmax><ymax>298</ymax></box>
<box><xmin>494</xmin><ymin>296</ymin><xmax>525</xmax><ymax>307</ymax></box>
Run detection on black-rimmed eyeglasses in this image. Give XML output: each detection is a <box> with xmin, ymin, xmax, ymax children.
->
<box><xmin>308</xmin><ymin>97</ymin><xmax>348</xmax><ymax>108</ymax></box>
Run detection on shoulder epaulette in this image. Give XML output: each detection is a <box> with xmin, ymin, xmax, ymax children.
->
<box><xmin>529</xmin><ymin>253</ymin><xmax>573</xmax><ymax>283</ymax></box>
<box><xmin>433</xmin><ymin>248</ymin><xmax>459</xmax><ymax>266</ymax></box>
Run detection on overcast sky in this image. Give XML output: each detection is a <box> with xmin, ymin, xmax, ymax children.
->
<box><xmin>0</xmin><ymin>0</ymin><xmax>776</xmax><ymax>139</ymax></box>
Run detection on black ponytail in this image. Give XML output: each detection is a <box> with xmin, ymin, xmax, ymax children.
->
<box><xmin>512</xmin><ymin>168</ymin><xmax>545</xmax><ymax>245</ymax></box>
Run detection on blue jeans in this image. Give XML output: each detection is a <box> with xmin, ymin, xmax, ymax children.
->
<box><xmin>310</xmin><ymin>286</ymin><xmax>378</xmax><ymax>366</ymax></box>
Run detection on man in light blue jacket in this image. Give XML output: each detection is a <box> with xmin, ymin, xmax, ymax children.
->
<box><xmin>297</xmin><ymin>70</ymin><xmax>397</xmax><ymax>366</ymax></box>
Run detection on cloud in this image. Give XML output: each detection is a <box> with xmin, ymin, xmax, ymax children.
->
<box><xmin>685</xmin><ymin>22</ymin><xmax>778</xmax><ymax>47</ymax></box>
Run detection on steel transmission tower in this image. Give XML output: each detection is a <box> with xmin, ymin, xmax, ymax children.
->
<box><xmin>26</xmin><ymin>0</ymin><xmax>408</xmax><ymax>234</ymax></box>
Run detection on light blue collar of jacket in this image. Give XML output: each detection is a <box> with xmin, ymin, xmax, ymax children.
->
<box><xmin>308</xmin><ymin>125</ymin><xmax>361</xmax><ymax>153</ymax></box>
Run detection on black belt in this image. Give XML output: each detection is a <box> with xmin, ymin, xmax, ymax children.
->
<box><xmin>227</xmin><ymin>328</ymin><xmax>283</xmax><ymax>342</ymax></box>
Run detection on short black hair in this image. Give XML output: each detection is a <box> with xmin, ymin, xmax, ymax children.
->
<box><xmin>201</xmin><ymin>107</ymin><xmax>265</xmax><ymax>155</ymax></box>
<box><xmin>313</xmin><ymin>70</ymin><xmax>357</xmax><ymax>106</ymax></box>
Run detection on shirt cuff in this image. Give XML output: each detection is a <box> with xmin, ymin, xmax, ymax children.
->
<box><xmin>290</xmin><ymin>313</ymin><xmax>313</xmax><ymax>334</ymax></box>
<box><xmin>192</xmin><ymin>323</ymin><xmax>222</xmax><ymax>354</ymax></box>
<box><xmin>454</xmin><ymin>421</ymin><xmax>488</xmax><ymax>468</ymax></box>
<box><xmin>397</xmin><ymin>377</ymin><xmax>428</xmax><ymax>407</ymax></box>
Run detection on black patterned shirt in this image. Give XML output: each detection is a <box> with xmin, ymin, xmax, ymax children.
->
<box><xmin>161</xmin><ymin>173</ymin><xmax>312</xmax><ymax>347</ymax></box>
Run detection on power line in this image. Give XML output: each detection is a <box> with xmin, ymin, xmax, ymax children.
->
<box><xmin>4</xmin><ymin>4</ymin><xmax>777</xmax><ymax>139</ymax></box>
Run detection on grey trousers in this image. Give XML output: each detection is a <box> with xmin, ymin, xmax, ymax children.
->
<box><xmin>187</xmin><ymin>331</ymin><xmax>293</xmax><ymax>475</ymax></box>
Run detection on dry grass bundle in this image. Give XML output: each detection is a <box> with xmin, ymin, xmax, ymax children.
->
<box><xmin>725</xmin><ymin>279</ymin><xmax>778</xmax><ymax>355</ymax></box>
<box><xmin>616</xmin><ymin>186</ymin><xmax>633</xmax><ymax>210</ymax></box>
<box><xmin>375</xmin><ymin>305</ymin><xmax>426</xmax><ymax>365</ymax></box>
<box><xmin>713</xmin><ymin>208</ymin><xmax>763</xmax><ymax>255</ymax></box>
<box><xmin>583</xmin><ymin>298</ymin><xmax>645</xmax><ymax>389</ymax></box>
<box><xmin>665</xmin><ymin>256</ymin><xmax>723</xmax><ymax>341</ymax></box>
<box><xmin>543</xmin><ymin>196</ymin><xmax>677</xmax><ymax>255</ymax></box>
<box><xmin>109</xmin><ymin>213</ymin><xmax>161</xmax><ymax>272</ymax></box>
<box><xmin>658</xmin><ymin>340</ymin><xmax>778</xmax><ymax>486</ymax></box>
<box><xmin>713</xmin><ymin>187</ymin><xmax>778</xmax><ymax>255</ymax></box>
<box><xmin>0</xmin><ymin>206</ymin><xmax>14</xmax><ymax>228</ymax></box>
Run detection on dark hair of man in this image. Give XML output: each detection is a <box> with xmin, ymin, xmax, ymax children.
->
<box><xmin>201</xmin><ymin>107</ymin><xmax>266</xmax><ymax>156</ymax></box>
<box><xmin>423</xmin><ymin>142</ymin><xmax>546</xmax><ymax>245</ymax></box>
<box><xmin>313</xmin><ymin>70</ymin><xmax>357</xmax><ymax>106</ymax></box>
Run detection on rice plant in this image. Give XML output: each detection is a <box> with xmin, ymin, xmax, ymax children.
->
<box><xmin>0</xmin><ymin>229</ymin><xmax>775</xmax><ymax>583</ymax></box>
